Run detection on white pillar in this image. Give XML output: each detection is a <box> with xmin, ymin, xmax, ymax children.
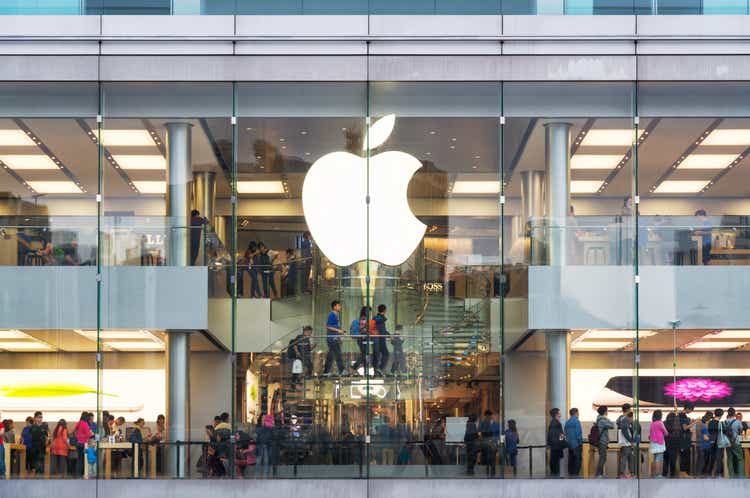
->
<box><xmin>544</xmin><ymin>122</ymin><xmax>572</xmax><ymax>267</ymax></box>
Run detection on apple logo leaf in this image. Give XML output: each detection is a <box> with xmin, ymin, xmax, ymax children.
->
<box><xmin>362</xmin><ymin>114</ymin><xmax>396</xmax><ymax>152</ymax></box>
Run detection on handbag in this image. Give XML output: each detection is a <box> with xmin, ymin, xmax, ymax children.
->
<box><xmin>292</xmin><ymin>358</ymin><xmax>303</xmax><ymax>374</ymax></box>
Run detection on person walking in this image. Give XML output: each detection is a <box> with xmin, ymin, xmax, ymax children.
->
<box><xmin>389</xmin><ymin>325</ymin><xmax>407</xmax><ymax>376</ymax></box>
<box><xmin>189</xmin><ymin>209</ymin><xmax>208</xmax><ymax>266</ymax></box>
<box><xmin>698</xmin><ymin>411</ymin><xmax>713</xmax><ymax>476</ymax></box>
<box><xmin>725</xmin><ymin>407</ymin><xmax>745</xmax><ymax>477</ymax></box>
<box><xmin>28</xmin><ymin>411</ymin><xmax>47</xmax><ymax>476</ymax></box>
<box><xmin>595</xmin><ymin>405</ymin><xmax>615</xmax><ymax>477</ymax></box>
<box><xmin>564</xmin><ymin>408</ymin><xmax>583</xmax><ymax>477</ymax></box>
<box><xmin>649</xmin><ymin>410</ymin><xmax>668</xmax><ymax>478</ymax></box>
<box><xmin>546</xmin><ymin>408</ymin><xmax>566</xmax><ymax>477</ymax></box>
<box><xmin>678</xmin><ymin>402</ymin><xmax>696</xmax><ymax>476</ymax></box>
<box><xmin>323</xmin><ymin>300</ymin><xmax>347</xmax><ymax>376</ymax></box>
<box><xmin>51</xmin><ymin>419</ymin><xmax>69</xmax><ymax>478</ymax></box>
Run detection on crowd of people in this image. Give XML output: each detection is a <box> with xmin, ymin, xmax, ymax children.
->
<box><xmin>235</xmin><ymin>232</ymin><xmax>312</xmax><ymax>299</ymax></box>
<box><xmin>542</xmin><ymin>402</ymin><xmax>749</xmax><ymax>479</ymax></box>
<box><xmin>0</xmin><ymin>410</ymin><xmax>165</xmax><ymax>479</ymax></box>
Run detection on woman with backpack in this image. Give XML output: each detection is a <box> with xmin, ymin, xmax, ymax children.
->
<box><xmin>504</xmin><ymin>419</ymin><xmax>519</xmax><ymax>476</ymax></box>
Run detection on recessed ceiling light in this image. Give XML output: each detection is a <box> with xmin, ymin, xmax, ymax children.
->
<box><xmin>237</xmin><ymin>181</ymin><xmax>285</xmax><ymax>194</ymax></box>
<box><xmin>0</xmin><ymin>155</ymin><xmax>58</xmax><ymax>170</ymax></box>
<box><xmin>429</xmin><ymin>131</ymin><xmax>437</xmax><ymax>135</ymax></box>
<box><xmin>0</xmin><ymin>130</ymin><xmax>36</xmax><ymax>146</ymax></box>
<box><xmin>99</xmin><ymin>130</ymin><xmax>155</xmax><ymax>147</ymax></box>
<box><xmin>684</xmin><ymin>341</ymin><xmax>748</xmax><ymax>350</ymax></box>
<box><xmin>279</xmin><ymin>138</ymin><xmax>285</xmax><ymax>142</ymax></box>
<box><xmin>571</xmin><ymin>154</ymin><xmax>623</xmax><ymax>170</ymax></box>
<box><xmin>678</xmin><ymin>154</ymin><xmax>738</xmax><ymax>169</ymax></box>
<box><xmin>580</xmin><ymin>129</ymin><xmax>643</xmax><ymax>147</ymax></box>
<box><xmin>112</xmin><ymin>155</ymin><xmax>166</xmax><ymax>170</ymax></box>
<box><xmin>27</xmin><ymin>181</ymin><xmax>82</xmax><ymax>194</ymax></box>
<box><xmin>702</xmin><ymin>129</ymin><xmax>750</xmax><ymax>146</ymax></box>
<box><xmin>654</xmin><ymin>180</ymin><xmax>710</xmax><ymax>194</ymax></box>
<box><xmin>0</xmin><ymin>341</ymin><xmax>53</xmax><ymax>351</ymax></box>
<box><xmin>304</xmin><ymin>152</ymin><xmax>311</xmax><ymax>156</ymax></box>
<box><xmin>451</xmin><ymin>181</ymin><xmax>500</xmax><ymax>194</ymax></box>
<box><xmin>74</xmin><ymin>329</ymin><xmax>155</xmax><ymax>340</ymax></box>
<box><xmin>570</xmin><ymin>180</ymin><xmax>604</xmax><ymax>194</ymax></box>
<box><xmin>300</xmin><ymin>131</ymin><xmax>308</xmax><ymax>135</ymax></box>
<box><xmin>133</xmin><ymin>181</ymin><xmax>166</xmax><ymax>194</ymax></box>
<box><xmin>572</xmin><ymin>341</ymin><xmax>631</xmax><ymax>350</ymax></box>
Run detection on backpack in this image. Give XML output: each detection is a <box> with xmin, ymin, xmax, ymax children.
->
<box><xmin>588</xmin><ymin>424</ymin><xmax>601</xmax><ymax>447</ymax></box>
<box><xmin>350</xmin><ymin>318</ymin><xmax>363</xmax><ymax>336</ymax></box>
<box><xmin>504</xmin><ymin>430</ymin><xmax>518</xmax><ymax>454</ymax></box>
<box><xmin>287</xmin><ymin>336</ymin><xmax>299</xmax><ymax>360</ymax></box>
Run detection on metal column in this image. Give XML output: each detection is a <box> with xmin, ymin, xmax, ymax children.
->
<box><xmin>520</xmin><ymin>170</ymin><xmax>546</xmax><ymax>265</ymax></box>
<box><xmin>544</xmin><ymin>122</ymin><xmax>572</xmax><ymax>418</ymax></box>
<box><xmin>166</xmin><ymin>122</ymin><xmax>193</xmax><ymax>478</ymax></box>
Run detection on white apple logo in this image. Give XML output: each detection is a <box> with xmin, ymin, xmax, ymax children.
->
<box><xmin>302</xmin><ymin>114</ymin><xmax>426</xmax><ymax>267</ymax></box>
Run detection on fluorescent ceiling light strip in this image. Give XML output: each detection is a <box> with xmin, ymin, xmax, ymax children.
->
<box><xmin>580</xmin><ymin>129</ymin><xmax>645</xmax><ymax>147</ymax></box>
<box><xmin>0</xmin><ymin>154</ymin><xmax>59</xmax><ymax>170</ymax></box>
<box><xmin>683</xmin><ymin>341</ymin><xmax>749</xmax><ymax>350</ymax></box>
<box><xmin>451</xmin><ymin>181</ymin><xmax>500</xmax><ymax>194</ymax></box>
<box><xmin>711</xmin><ymin>330</ymin><xmax>750</xmax><ymax>339</ymax></box>
<box><xmin>0</xmin><ymin>329</ymin><xmax>32</xmax><ymax>340</ymax></box>
<box><xmin>132</xmin><ymin>181</ymin><xmax>166</xmax><ymax>194</ymax></box>
<box><xmin>237</xmin><ymin>181</ymin><xmax>286</xmax><ymax>194</ymax></box>
<box><xmin>0</xmin><ymin>129</ymin><xmax>36</xmax><ymax>146</ymax></box>
<box><xmin>572</xmin><ymin>341</ymin><xmax>631</xmax><ymax>350</ymax></box>
<box><xmin>111</xmin><ymin>155</ymin><xmax>166</xmax><ymax>170</ymax></box>
<box><xmin>654</xmin><ymin>180</ymin><xmax>710</xmax><ymax>194</ymax></box>
<box><xmin>702</xmin><ymin>129</ymin><xmax>750</xmax><ymax>146</ymax></box>
<box><xmin>571</xmin><ymin>155</ymin><xmax>623</xmax><ymax>170</ymax></box>
<box><xmin>678</xmin><ymin>154</ymin><xmax>738</xmax><ymax>170</ymax></box>
<box><xmin>570</xmin><ymin>180</ymin><xmax>604</xmax><ymax>194</ymax></box>
<box><xmin>0</xmin><ymin>341</ymin><xmax>53</xmax><ymax>351</ymax></box>
<box><xmin>103</xmin><ymin>341</ymin><xmax>164</xmax><ymax>351</ymax></box>
<box><xmin>585</xmin><ymin>329</ymin><xmax>655</xmax><ymax>339</ymax></box>
<box><xmin>26</xmin><ymin>181</ymin><xmax>83</xmax><ymax>194</ymax></box>
<box><xmin>99</xmin><ymin>130</ymin><xmax>156</xmax><ymax>147</ymax></box>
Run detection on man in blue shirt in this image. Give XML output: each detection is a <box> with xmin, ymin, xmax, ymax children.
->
<box><xmin>323</xmin><ymin>300</ymin><xmax>347</xmax><ymax>376</ymax></box>
<box><xmin>564</xmin><ymin>407</ymin><xmax>583</xmax><ymax>477</ymax></box>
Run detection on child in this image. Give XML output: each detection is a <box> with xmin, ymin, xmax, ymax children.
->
<box><xmin>390</xmin><ymin>325</ymin><xmax>406</xmax><ymax>375</ymax></box>
<box><xmin>86</xmin><ymin>436</ymin><xmax>97</xmax><ymax>478</ymax></box>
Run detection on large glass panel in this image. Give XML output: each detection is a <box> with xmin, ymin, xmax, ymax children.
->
<box><xmin>235</xmin><ymin>82</ymin><xmax>367</xmax><ymax>478</ymax></box>
<box><xmin>637</xmin><ymin>82</ymin><xmax>750</xmax><ymax>479</ymax></box>
<box><xmin>502</xmin><ymin>82</ymin><xmax>638</xmax><ymax>480</ymax></box>
<box><xmin>99</xmin><ymin>82</ymin><xmax>233</xmax><ymax>479</ymax></box>
<box><xmin>0</xmin><ymin>82</ymin><xmax>99</xmax><ymax>479</ymax></box>
<box><xmin>367</xmin><ymin>82</ymin><xmax>502</xmax><ymax>478</ymax></box>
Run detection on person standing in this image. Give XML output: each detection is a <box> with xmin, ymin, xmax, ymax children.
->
<box><xmin>373</xmin><ymin>304</ymin><xmax>390</xmax><ymax>375</ymax></box>
<box><xmin>707</xmin><ymin>408</ymin><xmax>724</xmax><ymax>477</ymax></box>
<box><xmin>390</xmin><ymin>325</ymin><xmax>406</xmax><ymax>376</ymax></box>
<box><xmin>282</xmin><ymin>248</ymin><xmax>297</xmax><ymax>297</ymax></box>
<box><xmin>725</xmin><ymin>407</ymin><xmax>745</xmax><ymax>477</ymax></box>
<box><xmin>350</xmin><ymin>307</ymin><xmax>370</xmax><ymax>373</ymax></box>
<box><xmin>564</xmin><ymin>407</ymin><xmax>583</xmax><ymax>477</ymax></box>
<box><xmin>323</xmin><ymin>300</ymin><xmax>346</xmax><ymax>376</ymax></box>
<box><xmin>546</xmin><ymin>408</ymin><xmax>565</xmax><ymax>477</ymax></box>
<box><xmin>504</xmin><ymin>420</ymin><xmax>519</xmax><ymax>476</ymax></box>
<box><xmin>464</xmin><ymin>414</ymin><xmax>479</xmax><ymax>475</ymax></box>
<box><xmin>698</xmin><ymin>411</ymin><xmax>713</xmax><ymax>476</ymax></box>
<box><xmin>28</xmin><ymin>411</ymin><xmax>47</xmax><ymax>476</ymax></box>
<box><xmin>73</xmin><ymin>412</ymin><xmax>92</xmax><ymax>477</ymax></box>
<box><xmin>478</xmin><ymin>410</ymin><xmax>496</xmax><ymax>476</ymax></box>
<box><xmin>595</xmin><ymin>405</ymin><xmax>615</xmax><ymax>477</ymax></box>
<box><xmin>649</xmin><ymin>410</ymin><xmax>668</xmax><ymax>478</ymax></box>
<box><xmin>678</xmin><ymin>402</ymin><xmax>696</xmax><ymax>476</ymax></box>
<box><xmin>189</xmin><ymin>209</ymin><xmax>208</xmax><ymax>266</ymax></box>
<box><xmin>51</xmin><ymin>419</ymin><xmax>69</xmax><ymax>478</ymax></box>
<box><xmin>663</xmin><ymin>412</ymin><xmax>681</xmax><ymax>478</ymax></box>
<box><xmin>300</xmin><ymin>231</ymin><xmax>313</xmax><ymax>293</ymax></box>
<box><xmin>616</xmin><ymin>403</ymin><xmax>636</xmax><ymax>479</ymax></box>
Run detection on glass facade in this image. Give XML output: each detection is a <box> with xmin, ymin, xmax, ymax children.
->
<box><xmin>1</xmin><ymin>80</ymin><xmax>750</xmax><ymax>484</ymax></box>
<box><xmin>0</xmin><ymin>0</ymin><xmax>749</xmax><ymax>15</ymax></box>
